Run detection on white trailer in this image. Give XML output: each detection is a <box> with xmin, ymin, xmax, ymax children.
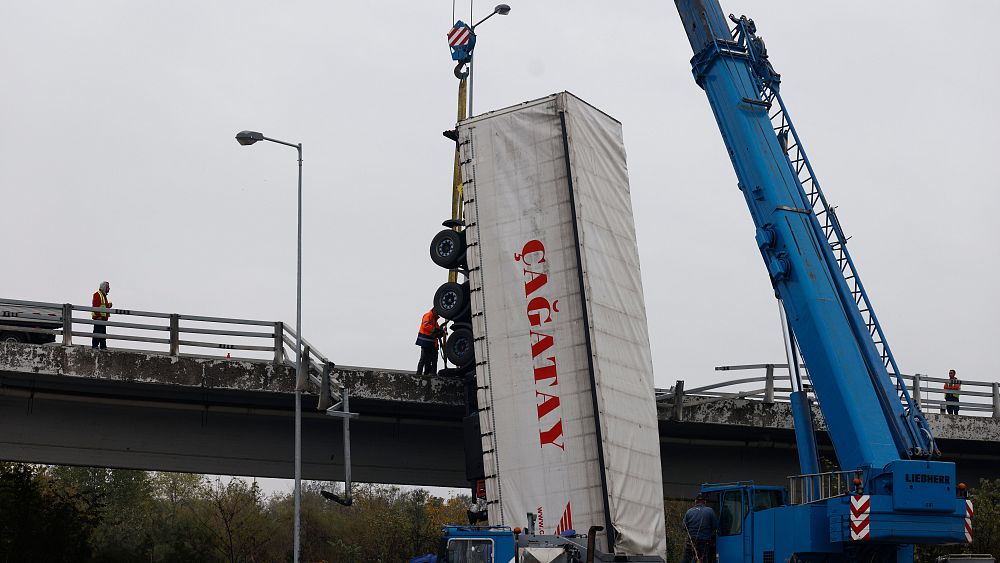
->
<box><xmin>456</xmin><ymin>92</ymin><xmax>665</xmax><ymax>559</ymax></box>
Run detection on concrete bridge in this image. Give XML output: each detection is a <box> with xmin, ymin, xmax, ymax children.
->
<box><xmin>1</xmin><ymin>342</ymin><xmax>997</xmax><ymax>498</ymax></box>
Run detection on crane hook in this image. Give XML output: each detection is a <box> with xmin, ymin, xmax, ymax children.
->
<box><xmin>454</xmin><ymin>60</ymin><xmax>470</xmax><ymax>79</ymax></box>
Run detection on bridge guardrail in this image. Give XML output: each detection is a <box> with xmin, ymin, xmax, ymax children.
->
<box><xmin>659</xmin><ymin>363</ymin><xmax>999</xmax><ymax>418</ymax></box>
<box><xmin>0</xmin><ymin>297</ymin><xmax>341</xmax><ymax>405</ymax></box>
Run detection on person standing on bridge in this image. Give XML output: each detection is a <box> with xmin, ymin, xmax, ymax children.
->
<box><xmin>91</xmin><ymin>281</ymin><xmax>112</xmax><ymax>349</ymax></box>
<box><xmin>944</xmin><ymin>369</ymin><xmax>961</xmax><ymax>415</ymax></box>
<box><xmin>681</xmin><ymin>492</ymin><xmax>718</xmax><ymax>563</ymax></box>
<box><xmin>415</xmin><ymin>308</ymin><xmax>444</xmax><ymax>375</ymax></box>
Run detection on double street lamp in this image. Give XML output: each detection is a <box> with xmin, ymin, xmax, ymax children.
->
<box><xmin>235</xmin><ymin>130</ymin><xmax>305</xmax><ymax>563</ymax></box>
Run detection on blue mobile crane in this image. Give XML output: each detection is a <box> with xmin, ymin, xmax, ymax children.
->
<box><xmin>674</xmin><ymin>0</ymin><xmax>971</xmax><ymax>560</ymax></box>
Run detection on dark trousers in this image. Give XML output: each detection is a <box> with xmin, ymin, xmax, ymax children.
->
<box><xmin>946</xmin><ymin>397</ymin><xmax>959</xmax><ymax>415</ymax></box>
<box><xmin>92</xmin><ymin>324</ymin><xmax>107</xmax><ymax>349</ymax></box>
<box><xmin>681</xmin><ymin>539</ymin><xmax>713</xmax><ymax>563</ymax></box>
<box><xmin>417</xmin><ymin>344</ymin><xmax>438</xmax><ymax>375</ymax></box>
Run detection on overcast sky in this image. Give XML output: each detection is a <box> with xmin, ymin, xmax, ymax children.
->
<box><xmin>3</xmin><ymin>1</ymin><xmax>997</xmax><ymax>398</ymax></box>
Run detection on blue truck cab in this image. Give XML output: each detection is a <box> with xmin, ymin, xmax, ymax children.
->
<box><xmin>699</xmin><ymin>482</ymin><xmax>786</xmax><ymax>560</ymax></box>
<box><xmin>701</xmin><ymin>468</ymin><xmax>969</xmax><ymax>562</ymax></box>
<box><xmin>411</xmin><ymin>525</ymin><xmax>516</xmax><ymax>563</ymax></box>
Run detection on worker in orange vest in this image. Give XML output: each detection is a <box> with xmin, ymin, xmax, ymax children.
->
<box><xmin>943</xmin><ymin>369</ymin><xmax>961</xmax><ymax>415</ymax></box>
<box><xmin>91</xmin><ymin>281</ymin><xmax>112</xmax><ymax>349</ymax></box>
<box><xmin>415</xmin><ymin>308</ymin><xmax>444</xmax><ymax>375</ymax></box>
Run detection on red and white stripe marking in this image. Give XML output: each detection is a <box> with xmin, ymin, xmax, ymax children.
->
<box><xmin>850</xmin><ymin>495</ymin><xmax>871</xmax><ymax>541</ymax></box>
<box><xmin>555</xmin><ymin>502</ymin><xmax>573</xmax><ymax>536</ymax></box>
<box><xmin>448</xmin><ymin>25</ymin><xmax>472</xmax><ymax>47</ymax></box>
<box><xmin>965</xmin><ymin>499</ymin><xmax>973</xmax><ymax>543</ymax></box>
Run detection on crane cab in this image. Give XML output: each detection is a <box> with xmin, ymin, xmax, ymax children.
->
<box><xmin>699</xmin><ymin>483</ymin><xmax>788</xmax><ymax>562</ymax></box>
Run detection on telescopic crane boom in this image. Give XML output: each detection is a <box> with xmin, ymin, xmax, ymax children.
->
<box><xmin>674</xmin><ymin>0</ymin><xmax>970</xmax><ymax>558</ymax></box>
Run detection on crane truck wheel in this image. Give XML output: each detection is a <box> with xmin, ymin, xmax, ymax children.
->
<box><xmin>433</xmin><ymin>282</ymin><xmax>470</xmax><ymax>320</ymax></box>
<box><xmin>429</xmin><ymin>229</ymin><xmax>466</xmax><ymax>269</ymax></box>
<box><xmin>445</xmin><ymin>326</ymin><xmax>475</xmax><ymax>367</ymax></box>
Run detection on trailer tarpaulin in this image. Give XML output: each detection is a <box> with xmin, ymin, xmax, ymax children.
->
<box><xmin>458</xmin><ymin>92</ymin><xmax>664</xmax><ymax>558</ymax></box>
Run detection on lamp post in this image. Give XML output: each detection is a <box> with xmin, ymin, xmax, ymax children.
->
<box><xmin>468</xmin><ymin>3</ymin><xmax>511</xmax><ymax>116</ymax></box>
<box><xmin>235</xmin><ymin>129</ymin><xmax>304</xmax><ymax>563</ymax></box>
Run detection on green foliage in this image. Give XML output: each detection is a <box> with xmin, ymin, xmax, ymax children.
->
<box><xmin>915</xmin><ymin>478</ymin><xmax>1000</xmax><ymax>562</ymax></box>
<box><xmin>664</xmin><ymin>499</ymin><xmax>692</xmax><ymax>563</ymax></box>
<box><xmin>0</xmin><ymin>463</ymin><xmax>473</xmax><ymax>563</ymax></box>
<box><xmin>0</xmin><ymin>463</ymin><xmax>97</xmax><ymax>562</ymax></box>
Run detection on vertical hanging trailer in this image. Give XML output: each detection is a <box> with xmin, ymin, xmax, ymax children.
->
<box><xmin>450</xmin><ymin>92</ymin><xmax>666</xmax><ymax>561</ymax></box>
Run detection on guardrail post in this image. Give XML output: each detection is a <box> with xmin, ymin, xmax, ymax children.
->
<box><xmin>273</xmin><ymin>322</ymin><xmax>284</xmax><ymax>364</ymax></box>
<box><xmin>912</xmin><ymin>374</ymin><xmax>922</xmax><ymax>408</ymax></box>
<box><xmin>993</xmin><ymin>382</ymin><xmax>999</xmax><ymax>419</ymax></box>
<box><xmin>318</xmin><ymin>361</ymin><xmax>335</xmax><ymax>411</ymax></box>
<box><xmin>61</xmin><ymin>303</ymin><xmax>73</xmax><ymax>346</ymax></box>
<box><xmin>169</xmin><ymin>314</ymin><xmax>180</xmax><ymax>356</ymax></box>
<box><xmin>297</xmin><ymin>345</ymin><xmax>310</xmax><ymax>391</ymax></box>
<box><xmin>764</xmin><ymin>364</ymin><xmax>775</xmax><ymax>404</ymax></box>
<box><xmin>672</xmin><ymin>380</ymin><xmax>685</xmax><ymax>421</ymax></box>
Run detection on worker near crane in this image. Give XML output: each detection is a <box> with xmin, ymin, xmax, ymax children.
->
<box><xmin>681</xmin><ymin>493</ymin><xmax>717</xmax><ymax>563</ymax></box>
<box><xmin>944</xmin><ymin>369</ymin><xmax>961</xmax><ymax>415</ymax></box>
<box><xmin>91</xmin><ymin>281</ymin><xmax>112</xmax><ymax>350</ymax></box>
<box><xmin>415</xmin><ymin>308</ymin><xmax>445</xmax><ymax>375</ymax></box>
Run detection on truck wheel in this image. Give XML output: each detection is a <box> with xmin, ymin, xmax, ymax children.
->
<box><xmin>446</xmin><ymin>327</ymin><xmax>475</xmax><ymax>367</ymax></box>
<box><xmin>433</xmin><ymin>282</ymin><xmax>470</xmax><ymax>320</ymax></box>
<box><xmin>0</xmin><ymin>332</ymin><xmax>27</xmax><ymax>344</ymax></box>
<box><xmin>430</xmin><ymin>229</ymin><xmax>466</xmax><ymax>269</ymax></box>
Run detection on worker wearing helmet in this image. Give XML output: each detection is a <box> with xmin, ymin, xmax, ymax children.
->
<box><xmin>91</xmin><ymin>281</ymin><xmax>112</xmax><ymax>349</ymax></box>
<box><xmin>415</xmin><ymin>308</ymin><xmax>444</xmax><ymax>375</ymax></box>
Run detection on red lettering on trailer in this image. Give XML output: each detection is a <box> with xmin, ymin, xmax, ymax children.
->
<box><xmin>522</xmin><ymin>270</ymin><xmax>548</xmax><ymax>297</ymax></box>
<box><xmin>539</xmin><ymin>419</ymin><xmax>565</xmax><ymax>450</ymax></box>
<box><xmin>515</xmin><ymin>240</ymin><xmax>546</xmax><ymax>267</ymax></box>
<box><xmin>533</xmin><ymin>358</ymin><xmax>558</xmax><ymax>386</ymax></box>
<box><xmin>527</xmin><ymin>296</ymin><xmax>559</xmax><ymax>326</ymax></box>
<box><xmin>536</xmin><ymin>390</ymin><xmax>561</xmax><ymax>418</ymax></box>
<box><xmin>530</xmin><ymin>330</ymin><xmax>554</xmax><ymax>358</ymax></box>
<box><xmin>515</xmin><ymin>239</ymin><xmax>566</xmax><ymax>451</ymax></box>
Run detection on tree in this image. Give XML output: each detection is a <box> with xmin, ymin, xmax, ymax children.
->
<box><xmin>0</xmin><ymin>463</ymin><xmax>96</xmax><ymax>562</ymax></box>
<box><xmin>49</xmin><ymin>466</ymin><xmax>156</xmax><ymax>562</ymax></box>
<box><xmin>191</xmin><ymin>477</ymin><xmax>279</xmax><ymax>563</ymax></box>
<box><xmin>148</xmin><ymin>472</ymin><xmax>215</xmax><ymax>563</ymax></box>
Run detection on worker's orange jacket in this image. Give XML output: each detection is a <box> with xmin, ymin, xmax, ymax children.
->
<box><xmin>419</xmin><ymin>311</ymin><xmax>439</xmax><ymax>336</ymax></box>
<box><xmin>944</xmin><ymin>379</ymin><xmax>961</xmax><ymax>399</ymax></box>
<box><xmin>415</xmin><ymin>310</ymin><xmax>441</xmax><ymax>348</ymax></box>
<box><xmin>92</xmin><ymin>291</ymin><xmax>111</xmax><ymax>321</ymax></box>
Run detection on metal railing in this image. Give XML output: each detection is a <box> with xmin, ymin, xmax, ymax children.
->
<box><xmin>658</xmin><ymin>363</ymin><xmax>1000</xmax><ymax>418</ymax></box>
<box><xmin>0</xmin><ymin>297</ymin><xmax>341</xmax><ymax>406</ymax></box>
<box><xmin>788</xmin><ymin>469</ymin><xmax>861</xmax><ymax>505</ymax></box>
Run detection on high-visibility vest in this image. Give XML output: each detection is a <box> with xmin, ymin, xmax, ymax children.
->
<box><xmin>419</xmin><ymin>311</ymin><xmax>438</xmax><ymax>336</ymax></box>
<box><xmin>944</xmin><ymin>379</ymin><xmax>961</xmax><ymax>397</ymax></box>
<box><xmin>92</xmin><ymin>291</ymin><xmax>110</xmax><ymax>320</ymax></box>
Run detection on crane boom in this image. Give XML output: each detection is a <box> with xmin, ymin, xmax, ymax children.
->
<box><xmin>673</xmin><ymin>0</ymin><xmax>935</xmax><ymax>471</ymax></box>
<box><xmin>674</xmin><ymin>1</ymin><xmax>969</xmax><ymax>556</ymax></box>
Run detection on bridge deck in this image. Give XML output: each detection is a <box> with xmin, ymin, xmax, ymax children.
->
<box><xmin>1</xmin><ymin>343</ymin><xmax>996</xmax><ymax>497</ymax></box>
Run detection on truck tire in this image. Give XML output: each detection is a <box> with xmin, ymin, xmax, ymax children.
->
<box><xmin>430</xmin><ymin>229</ymin><xmax>466</xmax><ymax>269</ymax></box>
<box><xmin>445</xmin><ymin>326</ymin><xmax>475</xmax><ymax>368</ymax></box>
<box><xmin>433</xmin><ymin>282</ymin><xmax>470</xmax><ymax>320</ymax></box>
<box><xmin>0</xmin><ymin>332</ymin><xmax>27</xmax><ymax>344</ymax></box>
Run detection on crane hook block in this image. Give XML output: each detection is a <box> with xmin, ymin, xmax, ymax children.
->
<box><xmin>447</xmin><ymin>21</ymin><xmax>477</xmax><ymax>63</ymax></box>
<box><xmin>455</xmin><ymin>61</ymin><xmax>470</xmax><ymax>79</ymax></box>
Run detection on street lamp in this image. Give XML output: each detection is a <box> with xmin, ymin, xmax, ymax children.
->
<box><xmin>468</xmin><ymin>4</ymin><xmax>511</xmax><ymax>116</ymax></box>
<box><xmin>234</xmin><ymin>129</ymin><xmax>305</xmax><ymax>563</ymax></box>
